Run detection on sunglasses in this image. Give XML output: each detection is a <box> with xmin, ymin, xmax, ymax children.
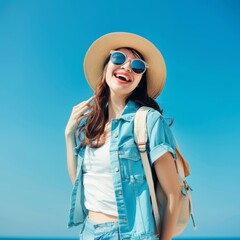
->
<box><xmin>110</xmin><ymin>50</ymin><xmax>148</xmax><ymax>74</ymax></box>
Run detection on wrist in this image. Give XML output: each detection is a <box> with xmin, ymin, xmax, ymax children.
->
<box><xmin>65</xmin><ymin>129</ymin><xmax>75</xmax><ymax>139</ymax></box>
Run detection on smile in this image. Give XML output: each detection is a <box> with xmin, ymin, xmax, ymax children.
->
<box><xmin>114</xmin><ymin>73</ymin><xmax>132</xmax><ymax>82</ymax></box>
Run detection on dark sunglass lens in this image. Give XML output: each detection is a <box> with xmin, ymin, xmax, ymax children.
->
<box><xmin>111</xmin><ymin>52</ymin><xmax>126</xmax><ymax>65</ymax></box>
<box><xmin>131</xmin><ymin>60</ymin><xmax>145</xmax><ymax>74</ymax></box>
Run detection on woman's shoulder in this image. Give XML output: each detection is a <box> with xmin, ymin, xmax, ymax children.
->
<box><xmin>145</xmin><ymin>107</ymin><xmax>163</xmax><ymax>124</ymax></box>
<box><xmin>144</xmin><ymin>107</ymin><xmax>173</xmax><ymax>133</ymax></box>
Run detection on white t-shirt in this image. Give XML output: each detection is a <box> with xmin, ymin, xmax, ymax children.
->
<box><xmin>82</xmin><ymin>140</ymin><xmax>118</xmax><ymax>216</ymax></box>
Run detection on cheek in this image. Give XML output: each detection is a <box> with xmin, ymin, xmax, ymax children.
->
<box><xmin>105</xmin><ymin>63</ymin><xmax>116</xmax><ymax>81</ymax></box>
<box><xmin>133</xmin><ymin>75</ymin><xmax>142</xmax><ymax>87</ymax></box>
<box><xmin>106</xmin><ymin>61</ymin><xmax>116</xmax><ymax>73</ymax></box>
<box><xmin>105</xmin><ymin>64</ymin><xmax>111</xmax><ymax>84</ymax></box>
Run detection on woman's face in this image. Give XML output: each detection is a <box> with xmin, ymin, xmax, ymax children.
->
<box><xmin>105</xmin><ymin>48</ymin><xmax>144</xmax><ymax>99</ymax></box>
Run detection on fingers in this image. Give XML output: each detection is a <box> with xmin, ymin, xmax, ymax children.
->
<box><xmin>75</xmin><ymin>111</ymin><xmax>91</xmax><ymax>125</ymax></box>
<box><xmin>79</xmin><ymin>105</ymin><xmax>93</xmax><ymax>116</ymax></box>
<box><xmin>86</xmin><ymin>96</ymin><xmax>95</xmax><ymax>103</ymax></box>
<box><xmin>75</xmin><ymin>110</ymin><xmax>92</xmax><ymax>125</ymax></box>
<box><xmin>74</xmin><ymin>96</ymin><xmax>95</xmax><ymax>109</ymax></box>
<box><xmin>73</xmin><ymin>97</ymin><xmax>95</xmax><ymax>125</ymax></box>
<box><xmin>66</xmin><ymin>96</ymin><xmax>95</xmax><ymax>134</ymax></box>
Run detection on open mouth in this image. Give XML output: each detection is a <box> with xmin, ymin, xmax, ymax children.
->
<box><xmin>114</xmin><ymin>73</ymin><xmax>131</xmax><ymax>82</ymax></box>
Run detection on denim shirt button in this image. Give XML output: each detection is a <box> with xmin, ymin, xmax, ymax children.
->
<box><xmin>130</xmin><ymin>175</ymin><xmax>135</xmax><ymax>183</ymax></box>
<box><xmin>114</xmin><ymin>167</ymin><xmax>119</xmax><ymax>172</ymax></box>
<box><xmin>118</xmin><ymin>190</ymin><xmax>122</xmax><ymax>195</ymax></box>
<box><xmin>114</xmin><ymin>119</ymin><xmax>118</xmax><ymax>124</ymax></box>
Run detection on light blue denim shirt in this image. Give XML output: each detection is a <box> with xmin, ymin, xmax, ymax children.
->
<box><xmin>68</xmin><ymin>100</ymin><xmax>177</xmax><ymax>240</ymax></box>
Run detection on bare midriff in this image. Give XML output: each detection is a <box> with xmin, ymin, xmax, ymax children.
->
<box><xmin>88</xmin><ymin>210</ymin><xmax>118</xmax><ymax>223</ymax></box>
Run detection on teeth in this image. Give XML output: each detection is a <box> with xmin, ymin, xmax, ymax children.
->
<box><xmin>115</xmin><ymin>74</ymin><xmax>130</xmax><ymax>81</ymax></box>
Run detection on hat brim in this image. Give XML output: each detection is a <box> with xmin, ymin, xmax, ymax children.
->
<box><xmin>84</xmin><ymin>32</ymin><xmax>166</xmax><ymax>99</ymax></box>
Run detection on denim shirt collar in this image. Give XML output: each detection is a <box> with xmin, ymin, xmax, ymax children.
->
<box><xmin>74</xmin><ymin>100</ymin><xmax>140</xmax><ymax>154</ymax></box>
<box><xmin>117</xmin><ymin>100</ymin><xmax>140</xmax><ymax>122</ymax></box>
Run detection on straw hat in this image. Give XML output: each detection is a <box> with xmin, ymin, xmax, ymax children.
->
<box><xmin>84</xmin><ymin>32</ymin><xmax>166</xmax><ymax>99</ymax></box>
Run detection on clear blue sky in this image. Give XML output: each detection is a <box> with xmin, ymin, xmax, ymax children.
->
<box><xmin>0</xmin><ymin>0</ymin><xmax>239</xmax><ymax>238</ymax></box>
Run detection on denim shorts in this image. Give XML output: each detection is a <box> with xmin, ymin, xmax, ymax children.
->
<box><xmin>79</xmin><ymin>217</ymin><xmax>120</xmax><ymax>240</ymax></box>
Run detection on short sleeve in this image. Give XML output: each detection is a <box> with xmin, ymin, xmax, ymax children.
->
<box><xmin>146</xmin><ymin>110</ymin><xmax>177</xmax><ymax>165</ymax></box>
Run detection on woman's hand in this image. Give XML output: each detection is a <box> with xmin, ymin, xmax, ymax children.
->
<box><xmin>65</xmin><ymin>96</ymin><xmax>94</xmax><ymax>137</ymax></box>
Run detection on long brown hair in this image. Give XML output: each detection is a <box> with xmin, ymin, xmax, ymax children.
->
<box><xmin>78</xmin><ymin>48</ymin><xmax>162</xmax><ymax>148</ymax></box>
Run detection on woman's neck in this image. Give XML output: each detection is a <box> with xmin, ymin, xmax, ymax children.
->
<box><xmin>107</xmin><ymin>94</ymin><xmax>126</xmax><ymax>120</ymax></box>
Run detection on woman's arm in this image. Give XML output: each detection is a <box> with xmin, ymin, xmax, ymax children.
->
<box><xmin>65</xmin><ymin>133</ymin><xmax>77</xmax><ymax>184</ymax></box>
<box><xmin>65</xmin><ymin>97</ymin><xmax>94</xmax><ymax>184</ymax></box>
<box><xmin>154</xmin><ymin>152</ymin><xmax>182</xmax><ymax>240</ymax></box>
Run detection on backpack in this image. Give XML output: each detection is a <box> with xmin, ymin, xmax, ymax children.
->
<box><xmin>134</xmin><ymin>106</ymin><xmax>196</xmax><ymax>237</ymax></box>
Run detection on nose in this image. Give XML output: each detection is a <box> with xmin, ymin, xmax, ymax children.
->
<box><xmin>121</xmin><ymin>59</ymin><xmax>132</xmax><ymax>72</ymax></box>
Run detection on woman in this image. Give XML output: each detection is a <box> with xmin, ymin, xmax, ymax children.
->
<box><xmin>65</xmin><ymin>32</ymin><xmax>182</xmax><ymax>240</ymax></box>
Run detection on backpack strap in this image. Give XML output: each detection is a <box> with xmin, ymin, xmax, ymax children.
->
<box><xmin>134</xmin><ymin>106</ymin><xmax>161</xmax><ymax>236</ymax></box>
<box><xmin>134</xmin><ymin>106</ymin><xmax>197</xmax><ymax>234</ymax></box>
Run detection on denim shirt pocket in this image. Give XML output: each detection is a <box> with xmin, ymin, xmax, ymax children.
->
<box><xmin>118</xmin><ymin>146</ymin><xmax>145</xmax><ymax>184</ymax></box>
